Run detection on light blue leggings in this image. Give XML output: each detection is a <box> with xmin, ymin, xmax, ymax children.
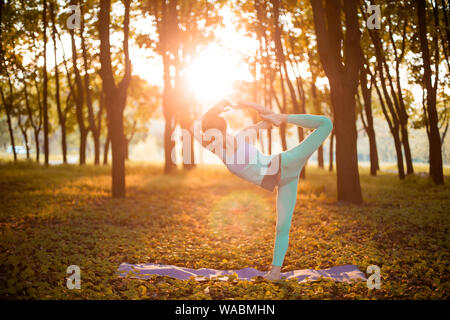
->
<box><xmin>272</xmin><ymin>114</ymin><xmax>333</xmax><ymax>267</ymax></box>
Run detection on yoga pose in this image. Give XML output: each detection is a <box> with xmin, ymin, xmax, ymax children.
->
<box><xmin>193</xmin><ymin>99</ymin><xmax>333</xmax><ymax>280</ymax></box>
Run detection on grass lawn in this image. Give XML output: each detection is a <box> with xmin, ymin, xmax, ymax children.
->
<box><xmin>0</xmin><ymin>160</ymin><xmax>449</xmax><ymax>299</ymax></box>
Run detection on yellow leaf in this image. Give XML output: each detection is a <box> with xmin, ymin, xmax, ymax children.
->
<box><xmin>138</xmin><ymin>285</ymin><xmax>147</xmax><ymax>296</ymax></box>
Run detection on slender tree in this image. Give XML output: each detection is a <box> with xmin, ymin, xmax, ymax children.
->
<box><xmin>416</xmin><ymin>0</ymin><xmax>444</xmax><ymax>184</ymax></box>
<box><xmin>69</xmin><ymin>1</ymin><xmax>89</xmax><ymax>165</ymax></box>
<box><xmin>42</xmin><ymin>0</ymin><xmax>49</xmax><ymax>165</ymax></box>
<box><xmin>16</xmin><ymin>107</ymin><xmax>30</xmax><ymax>159</ymax></box>
<box><xmin>271</xmin><ymin>0</ymin><xmax>306</xmax><ymax>178</ymax></box>
<box><xmin>23</xmin><ymin>77</ymin><xmax>42</xmax><ymax>162</ymax></box>
<box><xmin>0</xmin><ymin>83</ymin><xmax>17</xmax><ymax>161</ymax></box>
<box><xmin>359</xmin><ymin>63</ymin><xmax>379</xmax><ymax>176</ymax></box>
<box><xmin>361</xmin><ymin>2</ymin><xmax>413</xmax><ymax>178</ymax></box>
<box><xmin>50</xmin><ymin>2</ymin><xmax>67</xmax><ymax>163</ymax></box>
<box><xmin>79</xmin><ymin>3</ymin><xmax>102</xmax><ymax>165</ymax></box>
<box><xmin>310</xmin><ymin>0</ymin><xmax>363</xmax><ymax>204</ymax></box>
<box><xmin>99</xmin><ymin>0</ymin><xmax>132</xmax><ymax>197</ymax></box>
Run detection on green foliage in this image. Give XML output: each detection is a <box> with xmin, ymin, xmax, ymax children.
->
<box><xmin>0</xmin><ymin>162</ymin><xmax>448</xmax><ymax>299</ymax></box>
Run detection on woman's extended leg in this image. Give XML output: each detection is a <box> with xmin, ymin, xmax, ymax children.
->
<box><xmin>279</xmin><ymin>115</ymin><xmax>333</xmax><ymax>182</ymax></box>
<box><xmin>273</xmin><ymin>177</ymin><xmax>299</xmax><ymax>267</ymax></box>
<box><xmin>263</xmin><ymin>114</ymin><xmax>333</xmax><ymax>280</ymax></box>
<box><xmin>260</xmin><ymin>113</ymin><xmax>332</xmax><ymax>184</ymax></box>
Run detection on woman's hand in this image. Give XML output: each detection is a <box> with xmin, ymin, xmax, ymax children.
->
<box><xmin>212</xmin><ymin>99</ymin><xmax>231</xmax><ymax>112</ymax></box>
<box><xmin>230</xmin><ymin>100</ymin><xmax>246</xmax><ymax>110</ymax></box>
<box><xmin>260</xmin><ymin>113</ymin><xmax>286</xmax><ymax>127</ymax></box>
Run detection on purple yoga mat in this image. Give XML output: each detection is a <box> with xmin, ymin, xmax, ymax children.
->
<box><xmin>117</xmin><ymin>263</ymin><xmax>366</xmax><ymax>283</ymax></box>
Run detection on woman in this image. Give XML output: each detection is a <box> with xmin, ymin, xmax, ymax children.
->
<box><xmin>194</xmin><ymin>99</ymin><xmax>333</xmax><ymax>280</ymax></box>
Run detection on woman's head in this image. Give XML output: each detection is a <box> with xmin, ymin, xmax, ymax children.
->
<box><xmin>202</xmin><ymin>113</ymin><xmax>227</xmax><ymax>136</ymax></box>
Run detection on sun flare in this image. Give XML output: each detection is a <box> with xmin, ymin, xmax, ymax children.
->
<box><xmin>185</xmin><ymin>44</ymin><xmax>250</xmax><ymax>106</ymax></box>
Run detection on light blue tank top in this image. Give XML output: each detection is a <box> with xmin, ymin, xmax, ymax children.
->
<box><xmin>218</xmin><ymin>140</ymin><xmax>278</xmax><ymax>189</ymax></box>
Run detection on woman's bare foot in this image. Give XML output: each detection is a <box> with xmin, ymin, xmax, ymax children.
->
<box><xmin>260</xmin><ymin>113</ymin><xmax>287</xmax><ymax>127</ymax></box>
<box><xmin>263</xmin><ymin>265</ymin><xmax>282</xmax><ymax>281</ymax></box>
<box><xmin>234</xmin><ymin>100</ymin><xmax>274</xmax><ymax>114</ymax></box>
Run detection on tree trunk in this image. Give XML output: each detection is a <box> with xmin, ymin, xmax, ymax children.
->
<box><xmin>156</xmin><ymin>0</ymin><xmax>179</xmax><ymax>174</ymax></box>
<box><xmin>93</xmin><ymin>133</ymin><xmax>101</xmax><ymax>164</ymax></box>
<box><xmin>365</xmin><ymin>33</ymin><xmax>405</xmax><ymax>179</ymax></box>
<box><xmin>99</xmin><ymin>0</ymin><xmax>131</xmax><ymax>197</ymax></box>
<box><xmin>33</xmin><ymin>79</ymin><xmax>44</xmax><ymax>163</ymax></box>
<box><xmin>400</xmin><ymin>126</ymin><xmax>413</xmax><ymax>174</ymax></box>
<box><xmin>34</xmin><ymin>131</ymin><xmax>40</xmax><ymax>163</ymax></box>
<box><xmin>25</xmin><ymin>135</ymin><xmax>30</xmax><ymax>159</ymax></box>
<box><xmin>70</xmin><ymin>21</ymin><xmax>88</xmax><ymax>165</ymax></box>
<box><xmin>392</xmin><ymin>132</ymin><xmax>405</xmax><ymax>177</ymax></box>
<box><xmin>329</xmin><ymin>129</ymin><xmax>334</xmax><ymax>172</ymax></box>
<box><xmin>0</xmin><ymin>88</ymin><xmax>17</xmax><ymax>161</ymax></box>
<box><xmin>17</xmin><ymin>112</ymin><xmax>30</xmax><ymax>159</ymax></box>
<box><xmin>23</xmin><ymin>81</ymin><xmax>40</xmax><ymax>162</ymax></box>
<box><xmin>277</xmin><ymin>66</ymin><xmax>288</xmax><ymax>151</ymax></box>
<box><xmin>391</xmin><ymin>28</ymin><xmax>414</xmax><ymax>175</ymax></box>
<box><xmin>368</xmin><ymin>126</ymin><xmax>379</xmax><ymax>176</ymax></box>
<box><xmin>386</xmin><ymin>63</ymin><xmax>414</xmax><ymax>176</ymax></box>
<box><xmin>359</xmin><ymin>66</ymin><xmax>379</xmax><ymax>176</ymax></box>
<box><xmin>383</xmin><ymin>58</ymin><xmax>414</xmax><ymax>176</ymax></box>
<box><xmin>50</xmin><ymin>2</ymin><xmax>67</xmax><ymax>164</ymax></box>
<box><xmin>43</xmin><ymin>0</ymin><xmax>49</xmax><ymax>165</ymax></box>
<box><xmin>162</xmin><ymin>54</ymin><xmax>176</xmax><ymax>173</ymax></box>
<box><xmin>295</xmin><ymin>76</ymin><xmax>306</xmax><ymax>179</ymax></box>
<box><xmin>22</xmin><ymin>129</ymin><xmax>30</xmax><ymax>159</ymax></box>
<box><xmin>103</xmin><ymin>131</ymin><xmax>110</xmax><ymax>165</ymax></box>
<box><xmin>331</xmin><ymin>81</ymin><xmax>362</xmax><ymax>202</ymax></box>
<box><xmin>96</xmin><ymin>88</ymin><xmax>105</xmax><ymax>165</ymax></box>
<box><xmin>69</xmin><ymin>0</ymin><xmax>89</xmax><ymax>165</ymax></box>
<box><xmin>268</xmin><ymin>127</ymin><xmax>272</xmax><ymax>155</ymax></box>
<box><xmin>271</xmin><ymin>0</ymin><xmax>305</xmax><ymax>178</ymax></box>
<box><xmin>80</xmin><ymin>4</ymin><xmax>101</xmax><ymax>165</ymax></box>
<box><xmin>371</xmin><ymin>73</ymin><xmax>405</xmax><ymax>179</ymax></box>
<box><xmin>164</xmin><ymin>111</ymin><xmax>176</xmax><ymax>172</ymax></box>
<box><xmin>311</xmin><ymin>79</ymin><xmax>324</xmax><ymax>168</ymax></box>
<box><xmin>278</xmin><ymin>123</ymin><xmax>287</xmax><ymax>151</ymax></box>
<box><xmin>417</xmin><ymin>0</ymin><xmax>444</xmax><ymax>184</ymax></box>
<box><xmin>61</xmin><ymin>122</ymin><xmax>67</xmax><ymax>163</ymax></box>
<box><xmin>125</xmin><ymin>139</ymin><xmax>129</xmax><ymax>161</ymax></box>
<box><xmin>180</xmin><ymin>119</ymin><xmax>195</xmax><ymax>170</ymax></box>
<box><xmin>107</xmin><ymin>101</ymin><xmax>126</xmax><ymax>197</ymax></box>
<box><xmin>7</xmin><ymin>118</ymin><xmax>18</xmax><ymax>161</ymax></box>
<box><xmin>311</xmin><ymin>0</ymin><xmax>363</xmax><ymax>204</ymax></box>
<box><xmin>58</xmin><ymin>30</ymin><xmax>74</xmax><ymax>164</ymax></box>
